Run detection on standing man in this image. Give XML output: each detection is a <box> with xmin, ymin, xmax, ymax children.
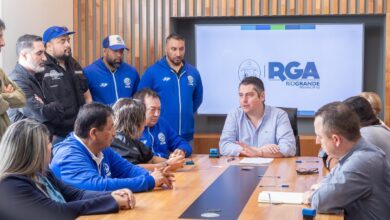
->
<box><xmin>304</xmin><ymin>102</ymin><xmax>390</xmax><ymax>219</ymax></box>
<box><xmin>0</xmin><ymin>19</ymin><xmax>26</xmax><ymax>138</ymax></box>
<box><xmin>84</xmin><ymin>35</ymin><xmax>139</xmax><ymax>106</ymax></box>
<box><xmin>7</xmin><ymin>35</ymin><xmax>64</xmax><ymax>134</ymax></box>
<box><xmin>219</xmin><ymin>76</ymin><xmax>296</xmax><ymax>157</ymax></box>
<box><xmin>134</xmin><ymin>88</ymin><xmax>192</xmax><ymax>159</ymax></box>
<box><xmin>138</xmin><ymin>34</ymin><xmax>203</xmax><ymax>143</ymax></box>
<box><xmin>40</xmin><ymin>26</ymin><xmax>92</xmax><ymax>143</ymax></box>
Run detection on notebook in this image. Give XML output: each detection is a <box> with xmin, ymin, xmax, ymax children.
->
<box><xmin>258</xmin><ymin>191</ymin><xmax>304</xmax><ymax>204</ymax></box>
<box><xmin>239</xmin><ymin>157</ymin><xmax>274</xmax><ymax>165</ymax></box>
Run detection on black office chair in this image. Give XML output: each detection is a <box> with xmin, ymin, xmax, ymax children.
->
<box><xmin>278</xmin><ymin>107</ymin><xmax>300</xmax><ymax>156</ymax></box>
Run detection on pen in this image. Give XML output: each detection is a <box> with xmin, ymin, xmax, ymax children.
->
<box><xmin>295</xmin><ymin>160</ymin><xmax>319</xmax><ymax>163</ymax></box>
<box><xmin>258</xmin><ymin>175</ymin><xmax>281</xmax><ymax>178</ymax></box>
<box><xmin>259</xmin><ymin>184</ymin><xmax>289</xmax><ymax>188</ymax></box>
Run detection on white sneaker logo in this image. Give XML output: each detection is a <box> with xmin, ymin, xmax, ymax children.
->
<box><xmin>100</xmin><ymin>83</ymin><xmax>108</xmax><ymax>88</ymax></box>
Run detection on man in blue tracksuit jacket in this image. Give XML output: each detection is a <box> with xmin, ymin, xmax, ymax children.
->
<box><xmin>50</xmin><ymin>103</ymin><xmax>174</xmax><ymax>192</ymax></box>
<box><xmin>134</xmin><ymin>88</ymin><xmax>192</xmax><ymax>158</ymax></box>
<box><xmin>84</xmin><ymin>35</ymin><xmax>139</xmax><ymax>106</ymax></box>
<box><xmin>137</xmin><ymin>34</ymin><xmax>203</xmax><ymax>142</ymax></box>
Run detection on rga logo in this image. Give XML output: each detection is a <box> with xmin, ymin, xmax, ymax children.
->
<box><xmin>238</xmin><ymin>59</ymin><xmax>263</xmax><ymax>80</ymax></box>
<box><xmin>269</xmin><ymin>61</ymin><xmax>320</xmax><ymax>89</ymax></box>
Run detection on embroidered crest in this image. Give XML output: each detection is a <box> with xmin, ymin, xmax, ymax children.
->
<box><xmin>103</xmin><ymin>163</ymin><xmax>111</xmax><ymax>177</ymax></box>
<box><xmin>158</xmin><ymin>132</ymin><xmax>166</xmax><ymax>145</ymax></box>
<box><xmin>187</xmin><ymin>75</ymin><xmax>194</xmax><ymax>86</ymax></box>
<box><xmin>124</xmin><ymin>77</ymin><xmax>131</xmax><ymax>88</ymax></box>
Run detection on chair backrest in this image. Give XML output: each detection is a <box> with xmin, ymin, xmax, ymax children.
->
<box><xmin>278</xmin><ymin>107</ymin><xmax>300</xmax><ymax>156</ymax></box>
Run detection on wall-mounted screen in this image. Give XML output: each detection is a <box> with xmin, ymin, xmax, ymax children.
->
<box><xmin>195</xmin><ymin>23</ymin><xmax>364</xmax><ymax>116</ymax></box>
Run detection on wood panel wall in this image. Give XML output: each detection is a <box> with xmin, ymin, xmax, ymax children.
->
<box><xmin>74</xmin><ymin>0</ymin><xmax>390</xmax><ymax>126</ymax></box>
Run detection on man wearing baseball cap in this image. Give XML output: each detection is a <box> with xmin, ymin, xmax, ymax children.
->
<box><xmin>38</xmin><ymin>26</ymin><xmax>92</xmax><ymax>144</ymax></box>
<box><xmin>83</xmin><ymin>35</ymin><xmax>139</xmax><ymax>106</ymax></box>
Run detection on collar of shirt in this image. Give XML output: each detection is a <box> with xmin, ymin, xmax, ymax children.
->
<box><xmin>74</xmin><ymin>134</ymin><xmax>104</xmax><ymax>175</ymax></box>
<box><xmin>243</xmin><ymin>105</ymin><xmax>268</xmax><ymax>130</ymax></box>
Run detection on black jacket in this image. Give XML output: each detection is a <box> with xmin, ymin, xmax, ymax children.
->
<box><xmin>7</xmin><ymin>63</ymin><xmax>64</xmax><ymax>134</ymax></box>
<box><xmin>0</xmin><ymin>171</ymin><xmax>118</xmax><ymax>220</ymax></box>
<box><xmin>111</xmin><ymin>131</ymin><xmax>154</xmax><ymax>164</ymax></box>
<box><xmin>36</xmin><ymin>53</ymin><xmax>88</xmax><ymax>136</ymax></box>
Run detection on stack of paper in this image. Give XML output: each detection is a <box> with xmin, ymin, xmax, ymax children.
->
<box><xmin>239</xmin><ymin>157</ymin><xmax>273</xmax><ymax>165</ymax></box>
<box><xmin>258</xmin><ymin>191</ymin><xmax>303</xmax><ymax>204</ymax></box>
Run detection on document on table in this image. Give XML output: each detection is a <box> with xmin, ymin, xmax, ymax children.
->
<box><xmin>258</xmin><ymin>191</ymin><xmax>304</xmax><ymax>204</ymax></box>
<box><xmin>239</xmin><ymin>157</ymin><xmax>273</xmax><ymax>165</ymax></box>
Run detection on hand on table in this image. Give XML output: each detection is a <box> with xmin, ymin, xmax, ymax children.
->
<box><xmin>151</xmin><ymin>168</ymin><xmax>175</xmax><ymax>189</ymax></box>
<box><xmin>111</xmin><ymin>188</ymin><xmax>136</xmax><ymax>210</ymax></box>
<box><xmin>165</xmin><ymin>155</ymin><xmax>185</xmax><ymax>171</ymax></box>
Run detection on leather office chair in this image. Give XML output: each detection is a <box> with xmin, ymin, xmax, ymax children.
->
<box><xmin>278</xmin><ymin>107</ymin><xmax>300</xmax><ymax>156</ymax></box>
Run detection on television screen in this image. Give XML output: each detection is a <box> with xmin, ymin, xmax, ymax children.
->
<box><xmin>195</xmin><ymin>23</ymin><xmax>364</xmax><ymax>116</ymax></box>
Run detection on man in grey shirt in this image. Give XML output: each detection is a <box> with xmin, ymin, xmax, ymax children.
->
<box><xmin>219</xmin><ymin>76</ymin><xmax>296</xmax><ymax>157</ymax></box>
<box><xmin>304</xmin><ymin>102</ymin><xmax>390</xmax><ymax>219</ymax></box>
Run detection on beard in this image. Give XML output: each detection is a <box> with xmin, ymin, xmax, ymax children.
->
<box><xmin>106</xmin><ymin>57</ymin><xmax>122</xmax><ymax>69</ymax></box>
<box><xmin>27</xmin><ymin>60</ymin><xmax>45</xmax><ymax>73</ymax></box>
<box><xmin>55</xmin><ymin>48</ymin><xmax>72</xmax><ymax>61</ymax></box>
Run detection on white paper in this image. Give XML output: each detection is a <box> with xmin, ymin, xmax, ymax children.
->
<box><xmin>239</xmin><ymin>157</ymin><xmax>273</xmax><ymax>164</ymax></box>
<box><xmin>258</xmin><ymin>191</ymin><xmax>304</xmax><ymax>204</ymax></box>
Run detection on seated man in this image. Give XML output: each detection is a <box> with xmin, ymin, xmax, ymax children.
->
<box><xmin>304</xmin><ymin>102</ymin><xmax>390</xmax><ymax>219</ymax></box>
<box><xmin>219</xmin><ymin>76</ymin><xmax>296</xmax><ymax>157</ymax></box>
<box><xmin>50</xmin><ymin>102</ymin><xmax>174</xmax><ymax>192</ymax></box>
<box><xmin>133</xmin><ymin>88</ymin><xmax>192</xmax><ymax>159</ymax></box>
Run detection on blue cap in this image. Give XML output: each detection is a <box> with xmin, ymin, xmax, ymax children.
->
<box><xmin>102</xmin><ymin>35</ymin><xmax>129</xmax><ymax>51</ymax></box>
<box><xmin>43</xmin><ymin>26</ymin><xmax>75</xmax><ymax>44</ymax></box>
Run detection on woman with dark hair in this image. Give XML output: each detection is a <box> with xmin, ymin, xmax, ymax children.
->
<box><xmin>0</xmin><ymin>119</ymin><xmax>135</xmax><ymax>220</ymax></box>
<box><xmin>112</xmin><ymin>98</ymin><xmax>185</xmax><ymax>171</ymax></box>
<box><xmin>343</xmin><ymin>96</ymin><xmax>390</xmax><ymax>164</ymax></box>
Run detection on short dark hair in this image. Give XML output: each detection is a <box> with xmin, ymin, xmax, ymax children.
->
<box><xmin>133</xmin><ymin>88</ymin><xmax>160</xmax><ymax>103</ymax></box>
<box><xmin>16</xmin><ymin>34</ymin><xmax>42</xmax><ymax>57</ymax></box>
<box><xmin>239</xmin><ymin>76</ymin><xmax>265</xmax><ymax>96</ymax></box>
<box><xmin>74</xmin><ymin>103</ymin><xmax>113</xmax><ymax>138</ymax></box>
<box><xmin>0</xmin><ymin>19</ymin><xmax>5</xmax><ymax>30</ymax></box>
<box><xmin>343</xmin><ymin>96</ymin><xmax>380</xmax><ymax>127</ymax></box>
<box><xmin>112</xmin><ymin>98</ymin><xmax>146</xmax><ymax>136</ymax></box>
<box><xmin>315</xmin><ymin>102</ymin><xmax>361</xmax><ymax>141</ymax></box>
<box><xmin>166</xmin><ymin>33</ymin><xmax>185</xmax><ymax>43</ymax></box>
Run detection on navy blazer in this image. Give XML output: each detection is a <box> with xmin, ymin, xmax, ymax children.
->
<box><xmin>0</xmin><ymin>171</ymin><xmax>118</xmax><ymax>220</ymax></box>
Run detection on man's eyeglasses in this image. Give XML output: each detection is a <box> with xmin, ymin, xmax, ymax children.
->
<box><xmin>296</xmin><ymin>168</ymin><xmax>319</xmax><ymax>175</ymax></box>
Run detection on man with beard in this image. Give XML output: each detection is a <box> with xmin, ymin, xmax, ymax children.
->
<box><xmin>39</xmin><ymin>26</ymin><xmax>92</xmax><ymax>144</ymax></box>
<box><xmin>0</xmin><ymin>19</ymin><xmax>26</xmax><ymax>139</ymax></box>
<box><xmin>138</xmin><ymin>34</ymin><xmax>203</xmax><ymax>143</ymax></box>
<box><xmin>7</xmin><ymin>35</ymin><xmax>65</xmax><ymax>135</ymax></box>
<box><xmin>84</xmin><ymin>35</ymin><xmax>139</xmax><ymax>106</ymax></box>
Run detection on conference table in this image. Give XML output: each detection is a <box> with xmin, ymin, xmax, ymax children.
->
<box><xmin>78</xmin><ymin>155</ymin><xmax>343</xmax><ymax>220</ymax></box>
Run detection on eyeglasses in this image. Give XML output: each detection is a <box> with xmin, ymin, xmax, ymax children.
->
<box><xmin>296</xmin><ymin>168</ymin><xmax>319</xmax><ymax>175</ymax></box>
